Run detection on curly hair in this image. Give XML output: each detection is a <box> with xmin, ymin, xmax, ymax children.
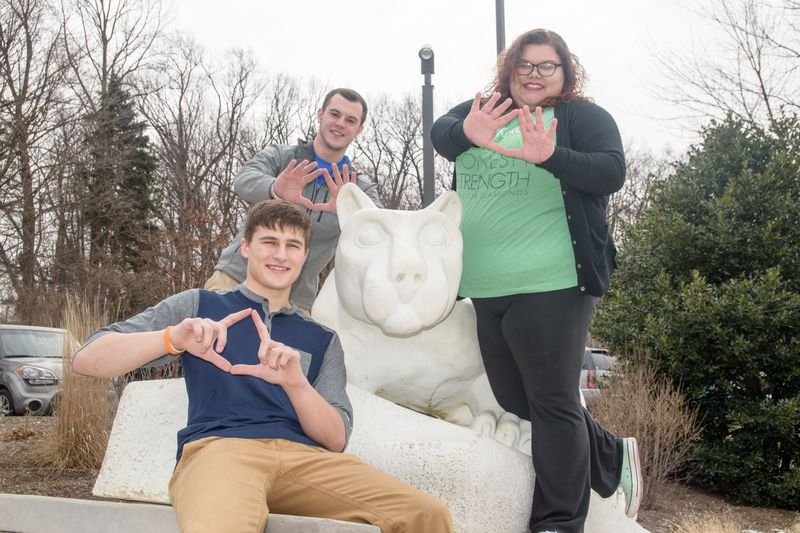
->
<box><xmin>489</xmin><ymin>29</ymin><xmax>589</xmax><ymax>108</ymax></box>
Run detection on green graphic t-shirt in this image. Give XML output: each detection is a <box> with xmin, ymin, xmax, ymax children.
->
<box><xmin>455</xmin><ymin>108</ymin><xmax>577</xmax><ymax>297</ymax></box>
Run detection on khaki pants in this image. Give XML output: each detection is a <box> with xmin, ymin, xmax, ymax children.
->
<box><xmin>168</xmin><ymin>437</ymin><xmax>453</xmax><ymax>533</ymax></box>
<box><xmin>204</xmin><ymin>271</ymin><xmax>311</xmax><ymax>315</ymax></box>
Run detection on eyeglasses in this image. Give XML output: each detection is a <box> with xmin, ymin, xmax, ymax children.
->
<box><xmin>515</xmin><ymin>61</ymin><xmax>562</xmax><ymax>78</ymax></box>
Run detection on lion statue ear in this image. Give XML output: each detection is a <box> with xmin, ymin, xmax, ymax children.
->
<box><xmin>337</xmin><ymin>183</ymin><xmax>462</xmax><ymax>229</ymax></box>
<box><xmin>426</xmin><ymin>190</ymin><xmax>462</xmax><ymax>226</ymax></box>
<box><xmin>336</xmin><ymin>183</ymin><xmax>378</xmax><ymax>229</ymax></box>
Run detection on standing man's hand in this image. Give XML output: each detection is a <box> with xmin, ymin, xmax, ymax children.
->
<box><xmin>272</xmin><ymin>159</ymin><xmax>324</xmax><ymax>205</ymax></box>
<box><xmin>169</xmin><ymin>309</ymin><xmax>253</xmax><ymax>372</ymax></box>
<box><xmin>272</xmin><ymin>159</ymin><xmax>356</xmax><ymax>214</ymax></box>
<box><xmin>463</xmin><ymin>92</ymin><xmax>516</xmax><ymax>148</ymax></box>
<box><xmin>230</xmin><ymin>310</ymin><xmax>307</xmax><ymax>388</ymax></box>
<box><xmin>303</xmin><ymin>163</ymin><xmax>357</xmax><ymax>214</ymax></box>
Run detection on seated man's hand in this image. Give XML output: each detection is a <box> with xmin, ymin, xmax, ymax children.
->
<box><xmin>230</xmin><ymin>310</ymin><xmax>307</xmax><ymax>388</ymax></box>
<box><xmin>169</xmin><ymin>309</ymin><xmax>253</xmax><ymax>372</ymax></box>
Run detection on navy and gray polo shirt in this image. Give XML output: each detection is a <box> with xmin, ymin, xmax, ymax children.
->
<box><xmin>81</xmin><ymin>285</ymin><xmax>353</xmax><ymax>460</ymax></box>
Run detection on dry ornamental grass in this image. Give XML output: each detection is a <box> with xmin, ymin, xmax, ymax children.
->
<box><xmin>588</xmin><ymin>356</ymin><xmax>702</xmax><ymax>510</ymax></box>
<box><xmin>45</xmin><ymin>297</ymin><xmax>113</xmax><ymax>472</ymax></box>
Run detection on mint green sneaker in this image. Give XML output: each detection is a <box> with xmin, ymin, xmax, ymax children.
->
<box><xmin>619</xmin><ymin>437</ymin><xmax>643</xmax><ymax>518</ymax></box>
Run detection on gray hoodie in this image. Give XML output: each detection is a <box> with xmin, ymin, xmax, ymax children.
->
<box><xmin>214</xmin><ymin>141</ymin><xmax>381</xmax><ymax>309</ymax></box>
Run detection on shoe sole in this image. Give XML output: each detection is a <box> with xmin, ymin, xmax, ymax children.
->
<box><xmin>625</xmin><ymin>438</ymin><xmax>643</xmax><ymax>518</ymax></box>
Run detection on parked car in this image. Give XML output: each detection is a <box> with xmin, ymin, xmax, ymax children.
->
<box><xmin>0</xmin><ymin>325</ymin><xmax>68</xmax><ymax>416</ymax></box>
<box><xmin>580</xmin><ymin>347</ymin><xmax>617</xmax><ymax>402</ymax></box>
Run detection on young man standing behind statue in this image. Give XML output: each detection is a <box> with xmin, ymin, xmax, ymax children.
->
<box><xmin>73</xmin><ymin>200</ymin><xmax>452</xmax><ymax>533</ymax></box>
<box><xmin>208</xmin><ymin>88</ymin><xmax>381</xmax><ymax>313</ymax></box>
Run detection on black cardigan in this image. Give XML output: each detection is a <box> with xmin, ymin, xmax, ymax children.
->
<box><xmin>431</xmin><ymin>99</ymin><xmax>625</xmax><ymax>297</ymax></box>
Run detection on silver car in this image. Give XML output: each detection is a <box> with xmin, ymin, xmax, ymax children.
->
<box><xmin>0</xmin><ymin>325</ymin><xmax>67</xmax><ymax>416</ymax></box>
<box><xmin>580</xmin><ymin>347</ymin><xmax>617</xmax><ymax>402</ymax></box>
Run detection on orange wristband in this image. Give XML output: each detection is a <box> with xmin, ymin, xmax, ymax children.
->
<box><xmin>163</xmin><ymin>326</ymin><xmax>180</xmax><ymax>355</ymax></box>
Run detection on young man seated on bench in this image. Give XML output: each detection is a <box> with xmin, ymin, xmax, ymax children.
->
<box><xmin>73</xmin><ymin>200</ymin><xmax>453</xmax><ymax>533</ymax></box>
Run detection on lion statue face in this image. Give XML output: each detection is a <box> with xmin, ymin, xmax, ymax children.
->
<box><xmin>334</xmin><ymin>184</ymin><xmax>463</xmax><ymax>337</ymax></box>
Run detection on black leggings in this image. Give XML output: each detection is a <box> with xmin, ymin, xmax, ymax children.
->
<box><xmin>472</xmin><ymin>288</ymin><xmax>622</xmax><ymax>533</ymax></box>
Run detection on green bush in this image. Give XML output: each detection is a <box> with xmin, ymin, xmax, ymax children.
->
<box><xmin>593</xmin><ymin>115</ymin><xmax>800</xmax><ymax>508</ymax></box>
<box><xmin>690</xmin><ymin>397</ymin><xmax>800</xmax><ymax>508</ymax></box>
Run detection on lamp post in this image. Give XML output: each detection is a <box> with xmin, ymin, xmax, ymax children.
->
<box><xmin>496</xmin><ymin>0</ymin><xmax>505</xmax><ymax>54</ymax></box>
<box><xmin>419</xmin><ymin>45</ymin><xmax>435</xmax><ymax>207</ymax></box>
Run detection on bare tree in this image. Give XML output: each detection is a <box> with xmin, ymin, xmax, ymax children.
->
<box><xmin>140</xmin><ymin>39</ymin><xmax>271</xmax><ymax>289</ymax></box>
<box><xmin>60</xmin><ymin>0</ymin><xmax>163</xmax><ymax>113</ymax></box>
<box><xmin>54</xmin><ymin>0</ymin><xmax>166</xmax><ymax>268</ymax></box>
<box><xmin>657</xmin><ymin>0</ymin><xmax>799</xmax><ymax>132</ymax></box>
<box><xmin>47</xmin><ymin>114</ymin><xmax>86</xmax><ymax>288</ymax></box>
<box><xmin>434</xmin><ymin>154</ymin><xmax>454</xmax><ymax>198</ymax></box>
<box><xmin>353</xmin><ymin>94</ymin><xmax>430</xmax><ymax>210</ymax></box>
<box><xmin>293</xmin><ymin>78</ymin><xmax>327</xmax><ymax>144</ymax></box>
<box><xmin>607</xmin><ymin>140</ymin><xmax>674</xmax><ymax>242</ymax></box>
<box><xmin>0</xmin><ymin>0</ymin><xmax>68</xmax><ymax>320</ymax></box>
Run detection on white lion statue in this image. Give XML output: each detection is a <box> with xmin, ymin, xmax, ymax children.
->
<box><xmin>91</xmin><ymin>184</ymin><xmax>645</xmax><ymax>533</ymax></box>
<box><xmin>312</xmin><ymin>183</ymin><xmax>530</xmax><ymax>450</ymax></box>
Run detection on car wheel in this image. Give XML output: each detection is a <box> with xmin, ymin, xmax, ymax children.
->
<box><xmin>0</xmin><ymin>389</ymin><xmax>14</xmax><ymax>416</ymax></box>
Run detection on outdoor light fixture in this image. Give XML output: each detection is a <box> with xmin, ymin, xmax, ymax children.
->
<box><xmin>419</xmin><ymin>45</ymin><xmax>435</xmax><ymax>207</ymax></box>
<box><xmin>419</xmin><ymin>45</ymin><xmax>434</xmax><ymax>75</ymax></box>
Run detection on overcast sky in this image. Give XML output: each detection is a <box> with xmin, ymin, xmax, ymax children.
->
<box><xmin>171</xmin><ymin>0</ymin><xmax>712</xmax><ymax>155</ymax></box>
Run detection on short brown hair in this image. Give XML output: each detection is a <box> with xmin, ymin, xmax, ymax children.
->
<box><xmin>321</xmin><ymin>88</ymin><xmax>368</xmax><ymax>124</ymax></box>
<box><xmin>491</xmin><ymin>28</ymin><xmax>588</xmax><ymax>108</ymax></box>
<box><xmin>243</xmin><ymin>200</ymin><xmax>311</xmax><ymax>248</ymax></box>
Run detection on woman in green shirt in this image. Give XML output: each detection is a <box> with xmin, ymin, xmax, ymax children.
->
<box><xmin>431</xmin><ymin>29</ymin><xmax>641</xmax><ymax>533</ymax></box>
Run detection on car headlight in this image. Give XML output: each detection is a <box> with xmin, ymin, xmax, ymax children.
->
<box><xmin>16</xmin><ymin>365</ymin><xmax>58</xmax><ymax>385</ymax></box>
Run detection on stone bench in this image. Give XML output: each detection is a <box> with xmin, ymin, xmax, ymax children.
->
<box><xmin>87</xmin><ymin>378</ymin><xmax>647</xmax><ymax>533</ymax></box>
<box><xmin>0</xmin><ymin>493</ymin><xmax>372</xmax><ymax>533</ymax></box>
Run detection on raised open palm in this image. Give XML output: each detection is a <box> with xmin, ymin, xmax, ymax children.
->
<box><xmin>489</xmin><ymin>105</ymin><xmax>557</xmax><ymax>164</ymax></box>
<box><xmin>463</xmin><ymin>92</ymin><xmax>516</xmax><ymax>147</ymax></box>
<box><xmin>272</xmin><ymin>159</ymin><xmax>324</xmax><ymax>205</ymax></box>
<box><xmin>302</xmin><ymin>163</ymin><xmax>357</xmax><ymax>214</ymax></box>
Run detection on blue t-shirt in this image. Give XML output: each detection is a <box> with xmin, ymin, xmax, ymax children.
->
<box><xmin>313</xmin><ymin>153</ymin><xmax>351</xmax><ymax>188</ymax></box>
